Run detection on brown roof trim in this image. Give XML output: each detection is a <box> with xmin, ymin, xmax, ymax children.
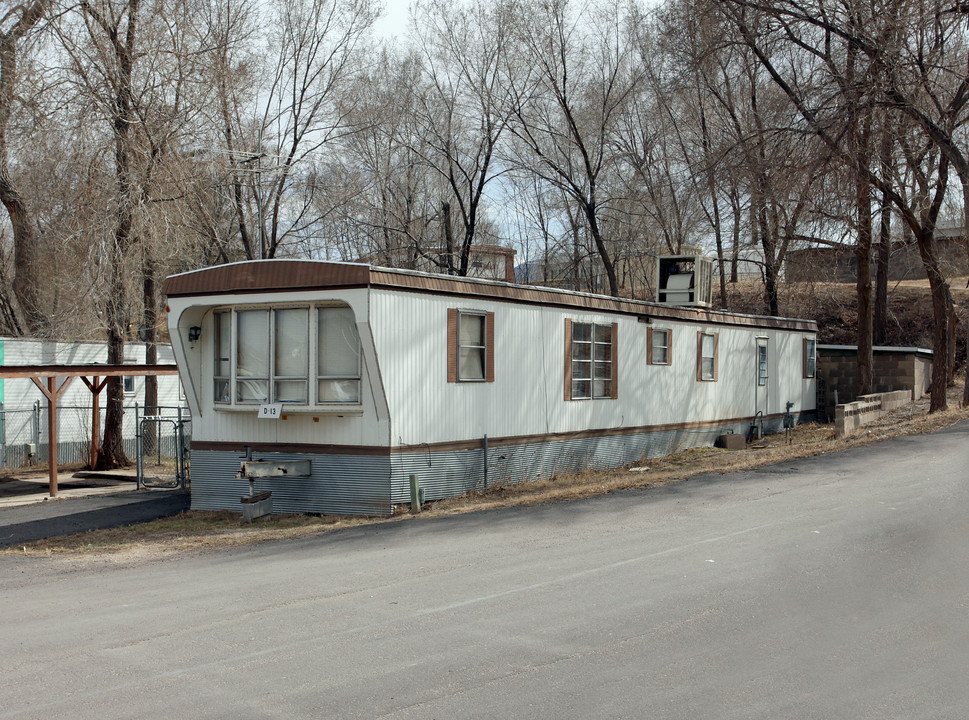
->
<box><xmin>162</xmin><ymin>260</ymin><xmax>370</xmax><ymax>298</ymax></box>
<box><xmin>163</xmin><ymin>260</ymin><xmax>816</xmax><ymax>332</ymax></box>
<box><xmin>190</xmin><ymin>410</ymin><xmax>807</xmax><ymax>457</ymax></box>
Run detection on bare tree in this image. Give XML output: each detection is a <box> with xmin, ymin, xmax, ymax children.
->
<box><xmin>0</xmin><ymin>0</ymin><xmax>48</xmax><ymax>335</ymax></box>
<box><xmin>509</xmin><ymin>0</ymin><xmax>642</xmax><ymax>297</ymax></box>
<box><xmin>412</xmin><ymin>0</ymin><xmax>520</xmax><ymax>275</ymax></box>
<box><xmin>715</xmin><ymin>0</ymin><xmax>960</xmax><ymax>409</ymax></box>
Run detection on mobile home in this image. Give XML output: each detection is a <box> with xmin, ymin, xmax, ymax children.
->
<box><xmin>163</xmin><ymin>260</ymin><xmax>817</xmax><ymax>516</ymax></box>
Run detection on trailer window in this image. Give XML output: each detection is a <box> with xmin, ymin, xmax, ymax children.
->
<box><xmin>214</xmin><ymin>310</ymin><xmax>231</xmax><ymax>403</ymax></box>
<box><xmin>214</xmin><ymin>304</ymin><xmax>361</xmax><ymax>407</ymax></box>
<box><xmin>697</xmin><ymin>331</ymin><xmax>718</xmax><ymax>382</ymax></box>
<box><xmin>458</xmin><ymin>312</ymin><xmax>486</xmax><ymax>380</ymax></box>
<box><xmin>757</xmin><ymin>340</ymin><xmax>768</xmax><ymax>386</ymax></box>
<box><xmin>236</xmin><ymin>309</ymin><xmax>270</xmax><ymax>403</ymax></box>
<box><xmin>318</xmin><ymin>307</ymin><xmax>361</xmax><ymax>403</ymax></box>
<box><xmin>275</xmin><ymin>308</ymin><xmax>309</xmax><ymax>403</ymax></box>
<box><xmin>569</xmin><ymin>321</ymin><xmax>615</xmax><ymax>399</ymax></box>
<box><xmin>447</xmin><ymin>309</ymin><xmax>495</xmax><ymax>383</ymax></box>
<box><xmin>803</xmin><ymin>337</ymin><xmax>816</xmax><ymax>379</ymax></box>
<box><xmin>648</xmin><ymin>327</ymin><xmax>671</xmax><ymax>365</ymax></box>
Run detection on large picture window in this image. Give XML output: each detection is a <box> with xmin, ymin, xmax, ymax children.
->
<box><xmin>565</xmin><ymin>320</ymin><xmax>617</xmax><ymax>400</ymax></box>
<box><xmin>213</xmin><ymin>304</ymin><xmax>361</xmax><ymax>408</ymax></box>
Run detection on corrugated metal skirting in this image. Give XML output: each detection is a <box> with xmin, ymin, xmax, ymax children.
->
<box><xmin>389</xmin><ymin>416</ymin><xmax>798</xmax><ymax>504</ymax></box>
<box><xmin>191</xmin><ymin>415</ymin><xmax>803</xmax><ymax>516</ymax></box>
<box><xmin>190</xmin><ymin>450</ymin><xmax>392</xmax><ymax>516</ymax></box>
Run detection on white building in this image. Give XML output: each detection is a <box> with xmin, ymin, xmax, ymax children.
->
<box><xmin>163</xmin><ymin>260</ymin><xmax>818</xmax><ymax>516</ymax></box>
<box><xmin>0</xmin><ymin>338</ymin><xmax>183</xmax><ymax>468</ymax></box>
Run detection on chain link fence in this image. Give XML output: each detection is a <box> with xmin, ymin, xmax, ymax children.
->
<box><xmin>136</xmin><ymin>406</ymin><xmax>191</xmax><ymax>489</ymax></box>
<box><xmin>0</xmin><ymin>402</ymin><xmax>190</xmax><ymax>482</ymax></box>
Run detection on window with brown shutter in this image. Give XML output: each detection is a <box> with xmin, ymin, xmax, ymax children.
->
<box><xmin>647</xmin><ymin>327</ymin><xmax>672</xmax><ymax>366</ymax></box>
<box><xmin>448</xmin><ymin>308</ymin><xmax>495</xmax><ymax>383</ymax></box>
<box><xmin>696</xmin><ymin>331</ymin><xmax>718</xmax><ymax>382</ymax></box>
<box><xmin>567</xmin><ymin>320</ymin><xmax>617</xmax><ymax>400</ymax></box>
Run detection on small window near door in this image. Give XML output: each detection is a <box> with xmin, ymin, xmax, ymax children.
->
<box><xmin>803</xmin><ymin>337</ymin><xmax>817</xmax><ymax>378</ymax></box>
<box><xmin>757</xmin><ymin>341</ymin><xmax>768</xmax><ymax>386</ymax></box>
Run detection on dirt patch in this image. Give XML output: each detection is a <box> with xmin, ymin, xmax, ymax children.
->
<box><xmin>4</xmin><ymin>384</ymin><xmax>967</xmax><ymax>567</ymax></box>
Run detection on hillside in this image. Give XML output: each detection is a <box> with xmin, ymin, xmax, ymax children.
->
<box><xmin>721</xmin><ymin>277</ymin><xmax>969</xmax><ymax>369</ymax></box>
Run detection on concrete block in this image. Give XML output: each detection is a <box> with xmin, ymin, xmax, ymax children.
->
<box><xmin>717</xmin><ymin>433</ymin><xmax>747</xmax><ymax>450</ymax></box>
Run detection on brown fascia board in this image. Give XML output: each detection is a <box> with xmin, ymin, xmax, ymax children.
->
<box><xmin>162</xmin><ymin>260</ymin><xmax>816</xmax><ymax>333</ymax></box>
<box><xmin>162</xmin><ymin>260</ymin><xmax>371</xmax><ymax>298</ymax></box>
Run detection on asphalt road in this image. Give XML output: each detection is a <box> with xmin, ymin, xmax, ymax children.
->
<box><xmin>2</xmin><ymin>421</ymin><xmax>968</xmax><ymax>719</ymax></box>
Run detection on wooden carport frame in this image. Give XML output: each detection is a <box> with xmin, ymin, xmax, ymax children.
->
<box><xmin>0</xmin><ymin>364</ymin><xmax>180</xmax><ymax>497</ymax></box>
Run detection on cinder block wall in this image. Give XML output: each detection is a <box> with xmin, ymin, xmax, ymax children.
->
<box><xmin>818</xmin><ymin>346</ymin><xmax>932</xmax><ymax>420</ymax></box>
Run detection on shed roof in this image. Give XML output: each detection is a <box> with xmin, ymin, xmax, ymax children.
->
<box><xmin>163</xmin><ymin>260</ymin><xmax>816</xmax><ymax>332</ymax></box>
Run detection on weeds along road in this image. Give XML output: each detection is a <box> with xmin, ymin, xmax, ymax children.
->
<box><xmin>2</xmin><ymin>421</ymin><xmax>969</xmax><ymax>719</ymax></box>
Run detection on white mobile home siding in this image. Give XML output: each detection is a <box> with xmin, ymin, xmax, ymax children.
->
<box><xmin>371</xmin><ymin>290</ymin><xmax>815</xmax><ymax>446</ymax></box>
<box><xmin>164</xmin><ymin>261</ymin><xmax>816</xmax><ymax>516</ymax></box>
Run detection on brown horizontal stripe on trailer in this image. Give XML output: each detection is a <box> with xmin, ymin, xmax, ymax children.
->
<box><xmin>190</xmin><ymin>441</ymin><xmax>391</xmax><ymax>456</ymax></box>
<box><xmin>162</xmin><ymin>260</ymin><xmax>371</xmax><ymax>298</ymax></box>
<box><xmin>163</xmin><ymin>260</ymin><xmax>816</xmax><ymax>333</ymax></box>
<box><xmin>0</xmin><ymin>364</ymin><xmax>179</xmax><ymax>379</ymax></box>
<box><xmin>190</xmin><ymin>412</ymin><xmax>795</xmax><ymax>457</ymax></box>
<box><xmin>390</xmin><ymin>413</ymin><xmax>792</xmax><ymax>453</ymax></box>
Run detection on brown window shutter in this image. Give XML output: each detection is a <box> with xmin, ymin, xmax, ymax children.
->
<box><xmin>713</xmin><ymin>332</ymin><xmax>719</xmax><ymax>381</ymax></box>
<box><xmin>447</xmin><ymin>308</ymin><xmax>458</xmax><ymax>383</ymax></box>
<box><xmin>486</xmin><ymin>311</ymin><xmax>495</xmax><ymax>382</ymax></box>
<box><xmin>668</xmin><ymin>328</ymin><xmax>673</xmax><ymax>366</ymax></box>
<box><xmin>647</xmin><ymin>326</ymin><xmax>653</xmax><ymax>365</ymax></box>
<box><xmin>802</xmin><ymin>337</ymin><xmax>809</xmax><ymax>379</ymax></box>
<box><xmin>564</xmin><ymin>318</ymin><xmax>572</xmax><ymax>400</ymax></box>
<box><xmin>610</xmin><ymin>322</ymin><xmax>619</xmax><ymax>399</ymax></box>
<box><xmin>696</xmin><ymin>330</ymin><xmax>703</xmax><ymax>381</ymax></box>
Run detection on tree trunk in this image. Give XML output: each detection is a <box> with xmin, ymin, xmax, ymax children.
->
<box><xmin>915</xmin><ymin>230</ymin><xmax>950</xmax><ymax>412</ymax></box>
<box><xmin>95</xmin><ymin>0</ymin><xmax>140</xmax><ymax>469</ymax></box>
<box><xmin>97</xmin><ymin>258</ymin><xmax>129</xmax><ymax>469</ymax></box>
<box><xmin>585</xmin><ymin>203</ymin><xmax>619</xmax><ymax>297</ymax></box>
<box><xmin>854</xmin><ymin>168</ymin><xmax>874</xmax><ymax>397</ymax></box>
<box><xmin>0</xmin><ymin>13</ymin><xmax>46</xmax><ymax>336</ymax></box>
<box><xmin>141</xmin><ymin>250</ymin><xmax>158</xmax><ymax>459</ymax></box>
<box><xmin>873</xmin><ymin>135</ymin><xmax>892</xmax><ymax>346</ymax></box>
<box><xmin>441</xmin><ymin>200</ymin><xmax>455</xmax><ymax>275</ymax></box>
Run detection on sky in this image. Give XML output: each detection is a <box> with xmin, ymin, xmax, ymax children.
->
<box><xmin>373</xmin><ymin>0</ymin><xmax>414</xmax><ymax>38</ymax></box>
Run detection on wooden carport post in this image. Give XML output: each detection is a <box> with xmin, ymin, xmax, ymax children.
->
<box><xmin>29</xmin><ymin>375</ymin><xmax>76</xmax><ymax>497</ymax></box>
<box><xmin>79</xmin><ymin>376</ymin><xmax>109</xmax><ymax>469</ymax></box>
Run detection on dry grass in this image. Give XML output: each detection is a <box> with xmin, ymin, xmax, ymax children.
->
<box><xmin>4</xmin><ymin>385</ymin><xmax>968</xmax><ymax>565</ymax></box>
